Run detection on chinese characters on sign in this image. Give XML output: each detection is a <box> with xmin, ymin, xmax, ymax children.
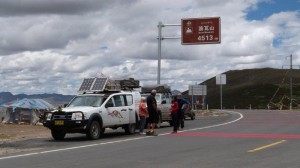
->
<box><xmin>181</xmin><ymin>17</ymin><xmax>221</xmax><ymax>45</ymax></box>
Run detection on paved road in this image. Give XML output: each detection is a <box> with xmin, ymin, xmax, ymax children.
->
<box><xmin>1</xmin><ymin>110</ymin><xmax>300</xmax><ymax>168</ymax></box>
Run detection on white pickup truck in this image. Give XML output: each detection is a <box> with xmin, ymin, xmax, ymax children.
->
<box><xmin>42</xmin><ymin>78</ymin><xmax>141</xmax><ymax>140</ymax></box>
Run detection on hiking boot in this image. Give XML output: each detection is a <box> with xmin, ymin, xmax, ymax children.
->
<box><xmin>146</xmin><ymin>130</ymin><xmax>157</xmax><ymax>136</ymax></box>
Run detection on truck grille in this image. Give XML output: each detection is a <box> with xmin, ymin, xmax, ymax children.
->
<box><xmin>52</xmin><ymin>112</ymin><xmax>72</xmax><ymax>120</ymax></box>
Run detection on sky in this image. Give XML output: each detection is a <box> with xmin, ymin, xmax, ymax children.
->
<box><xmin>0</xmin><ymin>0</ymin><xmax>299</xmax><ymax>95</ymax></box>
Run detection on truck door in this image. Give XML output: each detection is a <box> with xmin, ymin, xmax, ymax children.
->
<box><xmin>160</xmin><ymin>94</ymin><xmax>172</xmax><ymax>120</ymax></box>
<box><xmin>106</xmin><ymin>94</ymin><xmax>129</xmax><ymax>125</ymax></box>
<box><xmin>125</xmin><ymin>94</ymin><xmax>135</xmax><ymax>123</ymax></box>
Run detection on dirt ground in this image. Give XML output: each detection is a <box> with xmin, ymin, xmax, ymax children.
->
<box><xmin>0</xmin><ymin>123</ymin><xmax>51</xmax><ymax>156</ymax></box>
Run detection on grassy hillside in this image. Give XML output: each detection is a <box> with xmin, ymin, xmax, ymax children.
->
<box><xmin>186</xmin><ymin>68</ymin><xmax>300</xmax><ymax>109</ymax></box>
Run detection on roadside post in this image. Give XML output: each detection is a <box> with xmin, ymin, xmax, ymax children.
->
<box><xmin>216</xmin><ymin>74</ymin><xmax>226</xmax><ymax>110</ymax></box>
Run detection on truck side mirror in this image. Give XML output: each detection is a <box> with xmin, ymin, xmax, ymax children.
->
<box><xmin>105</xmin><ymin>102</ymin><xmax>114</xmax><ymax>108</ymax></box>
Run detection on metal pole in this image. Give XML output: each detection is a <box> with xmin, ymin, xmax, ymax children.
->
<box><xmin>157</xmin><ymin>21</ymin><xmax>163</xmax><ymax>84</ymax></box>
<box><xmin>290</xmin><ymin>54</ymin><xmax>293</xmax><ymax>110</ymax></box>
<box><xmin>191</xmin><ymin>85</ymin><xmax>194</xmax><ymax>110</ymax></box>
<box><xmin>157</xmin><ymin>22</ymin><xmax>180</xmax><ymax>85</ymax></box>
<box><xmin>220</xmin><ymin>84</ymin><xmax>223</xmax><ymax>110</ymax></box>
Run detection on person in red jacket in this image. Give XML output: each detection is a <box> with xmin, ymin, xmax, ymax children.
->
<box><xmin>138</xmin><ymin>97</ymin><xmax>148</xmax><ymax>134</ymax></box>
<box><xmin>170</xmin><ymin>96</ymin><xmax>179</xmax><ymax>133</ymax></box>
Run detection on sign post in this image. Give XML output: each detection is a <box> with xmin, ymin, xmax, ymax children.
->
<box><xmin>156</xmin><ymin>17</ymin><xmax>221</xmax><ymax>85</ymax></box>
<box><xmin>157</xmin><ymin>22</ymin><xmax>180</xmax><ymax>84</ymax></box>
<box><xmin>216</xmin><ymin>74</ymin><xmax>226</xmax><ymax>110</ymax></box>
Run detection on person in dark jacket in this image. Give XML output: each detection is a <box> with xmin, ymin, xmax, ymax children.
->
<box><xmin>177</xmin><ymin>93</ymin><xmax>189</xmax><ymax>130</ymax></box>
<box><xmin>146</xmin><ymin>90</ymin><xmax>158</xmax><ymax>136</ymax></box>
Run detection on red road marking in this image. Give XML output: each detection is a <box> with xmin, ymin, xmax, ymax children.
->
<box><xmin>167</xmin><ymin>132</ymin><xmax>300</xmax><ymax>139</ymax></box>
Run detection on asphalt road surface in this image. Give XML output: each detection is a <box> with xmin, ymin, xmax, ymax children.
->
<box><xmin>1</xmin><ymin>109</ymin><xmax>300</xmax><ymax>168</ymax></box>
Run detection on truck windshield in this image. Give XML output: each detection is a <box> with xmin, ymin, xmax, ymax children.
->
<box><xmin>141</xmin><ymin>94</ymin><xmax>161</xmax><ymax>104</ymax></box>
<box><xmin>68</xmin><ymin>96</ymin><xmax>103</xmax><ymax>107</ymax></box>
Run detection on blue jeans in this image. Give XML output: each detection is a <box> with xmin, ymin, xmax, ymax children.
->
<box><xmin>139</xmin><ymin>116</ymin><xmax>146</xmax><ymax>133</ymax></box>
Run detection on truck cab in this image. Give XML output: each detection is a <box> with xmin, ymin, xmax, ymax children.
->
<box><xmin>42</xmin><ymin>78</ymin><xmax>141</xmax><ymax>140</ymax></box>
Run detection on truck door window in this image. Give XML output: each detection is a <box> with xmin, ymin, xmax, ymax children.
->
<box><xmin>155</xmin><ymin>95</ymin><xmax>161</xmax><ymax>104</ymax></box>
<box><xmin>161</xmin><ymin>95</ymin><xmax>167</xmax><ymax>104</ymax></box>
<box><xmin>106</xmin><ymin>98</ymin><xmax>115</xmax><ymax>107</ymax></box>
<box><xmin>165</xmin><ymin>94</ymin><xmax>171</xmax><ymax>104</ymax></box>
<box><xmin>126</xmin><ymin>95</ymin><xmax>133</xmax><ymax>106</ymax></box>
<box><xmin>113</xmin><ymin>95</ymin><xmax>125</xmax><ymax>107</ymax></box>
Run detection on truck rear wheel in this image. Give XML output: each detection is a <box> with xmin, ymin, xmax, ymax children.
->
<box><xmin>125</xmin><ymin>123</ymin><xmax>136</xmax><ymax>134</ymax></box>
<box><xmin>86</xmin><ymin>120</ymin><xmax>101</xmax><ymax>140</ymax></box>
<box><xmin>51</xmin><ymin>129</ymin><xmax>66</xmax><ymax>140</ymax></box>
<box><xmin>169</xmin><ymin>120</ymin><xmax>173</xmax><ymax>127</ymax></box>
<box><xmin>155</xmin><ymin>115</ymin><xmax>162</xmax><ymax>128</ymax></box>
<box><xmin>191</xmin><ymin>114</ymin><xmax>195</xmax><ymax>120</ymax></box>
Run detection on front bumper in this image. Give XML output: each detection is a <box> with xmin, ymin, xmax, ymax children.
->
<box><xmin>42</xmin><ymin>111</ymin><xmax>89</xmax><ymax>132</ymax></box>
<box><xmin>43</xmin><ymin>119</ymin><xmax>89</xmax><ymax>130</ymax></box>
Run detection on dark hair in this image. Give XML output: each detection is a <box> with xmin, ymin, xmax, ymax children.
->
<box><xmin>172</xmin><ymin>96</ymin><xmax>177</xmax><ymax>102</ymax></box>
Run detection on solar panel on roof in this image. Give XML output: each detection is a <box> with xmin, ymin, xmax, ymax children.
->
<box><xmin>91</xmin><ymin>77</ymin><xmax>108</xmax><ymax>91</ymax></box>
<box><xmin>78</xmin><ymin>78</ymin><xmax>95</xmax><ymax>91</ymax></box>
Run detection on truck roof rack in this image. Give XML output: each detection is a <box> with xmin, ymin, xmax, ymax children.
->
<box><xmin>78</xmin><ymin>77</ymin><xmax>140</xmax><ymax>94</ymax></box>
<box><xmin>141</xmin><ymin>84</ymin><xmax>171</xmax><ymax>93</ymax></box>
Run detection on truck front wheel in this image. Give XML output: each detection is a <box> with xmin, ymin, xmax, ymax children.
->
<box><xmin>86</xmin><ymin>120</ymin><xmax>101</xmax><ymax>140</ymax></box>
<box><xmin>51</xmin><ymin>129</ymin><xmax>66</xmax><ymax>140</ymax></box>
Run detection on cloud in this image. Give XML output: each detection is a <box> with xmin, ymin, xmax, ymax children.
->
<box><xmin>0</xmin><ymin>0</ymin><xmax>136</xmax><ymax>16</ymax></box>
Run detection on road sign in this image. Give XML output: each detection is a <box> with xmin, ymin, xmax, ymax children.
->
<box><xmin>216</xmin><ymin>74</ymin><xmax>226</xmax><ymax>85</ymax></box>
<box><xmin>181</xmin><ymin>17</ymin><xmax>221</xmax><ymax>45</ymax></box>
<box><xmin>188</xmin><ymin>85</ymin><xmax>207</xmax><ymax>95</ymax></box>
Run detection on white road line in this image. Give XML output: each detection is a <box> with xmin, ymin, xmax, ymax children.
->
<box><xmin>0</xmin><ymin>110</ymin><xmax>243</xmax><ymax>160</ymax></box>
<box><xmin>160</xmin><ymin>110</ymin><xmax>243</xmax><ymax>136</ymax></box>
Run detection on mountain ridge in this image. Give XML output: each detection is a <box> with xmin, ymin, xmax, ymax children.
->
<box><xmin>183</xmin><ymin>67</ymin><xmax>300</xmax><ymax>109</ymax></box>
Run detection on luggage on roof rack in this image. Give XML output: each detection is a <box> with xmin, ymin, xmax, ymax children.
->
<box><xmin>78</xmin><ymin>77</ymin><xmax>140</xmax><ymax>93</ymax></box>
<box><xmin>116</xmin><ymin>78</ymin><xmax>139</xmax><ymax>90</ymax></box>
<box><xmin>141</xmin><ymin>84</ymin><xmax>171</xmax><ymax>93</ymax></box>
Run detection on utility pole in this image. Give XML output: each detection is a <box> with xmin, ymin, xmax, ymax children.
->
<box><xmin>157</xmin><ymin>22</ymin><xmax>163</xmax><ymax>84</ymax></box>
<box><xmin>289</xmin><ymin>54</ymin><xmax>292</xmax><ymax>110</ymax></box>
<box><xmin>282</xmin><ymin>54</ymin><xmax>300</xmax><ymax>110</ymax></box>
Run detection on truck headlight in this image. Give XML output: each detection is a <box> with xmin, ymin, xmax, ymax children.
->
<box><xmin>46</xmin><ymin>113</ymin><xmax>53</xmax><ymax>121</ymax></box>
<box><xmin>71</xmin><ymin>112</ymin><xmax>83</xmax><ymax>120</ymax></box>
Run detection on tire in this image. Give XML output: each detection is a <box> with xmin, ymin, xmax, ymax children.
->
<box><xmin>191</xmin><ymin>114</ymin><xmax>195</xmax><ymax>120</ymax></box>
<box><xmin>51</xmin><ymin>129</ymin><xmax>66</xmax><ymax>140</ymax></box>
<box><xmin>125</xmin><ymin>123</ymin><xmax>136</xmax><ymax>134</ymax></box>
<box><xmin>86</xmin><ymin>120</ymin><xmax>101</xmax><ymax>140</ymax></box>
<box><xmin>101</xmin><ymin>128</ymin><xmax>105</xmax><ymax>134</ymax></box>
<box><xmin>169</xmin><ymin>120</ymin><xmax>173</xmax><ymax>127</ymax></box>
<box><xmin>155</xmin><ymin>115</ymin><xmax>162</xmax><ymax>128</ymax></box>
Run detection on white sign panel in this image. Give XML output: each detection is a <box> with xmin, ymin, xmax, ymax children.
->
<box><xmin>216</xmin><ymin>74</ymin><xmax>226</xmax><ymax>85</ymax></box>
<box><xmin>189</xmin><ymin>85</ymin><xmax>207</xmax><ymax>95</ymax></box>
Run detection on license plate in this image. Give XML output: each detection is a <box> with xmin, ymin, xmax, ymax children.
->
<box><xmin>55</xmin><ymin>120</ymin><xmax>64</xmax><ymax>126</ymax></box>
